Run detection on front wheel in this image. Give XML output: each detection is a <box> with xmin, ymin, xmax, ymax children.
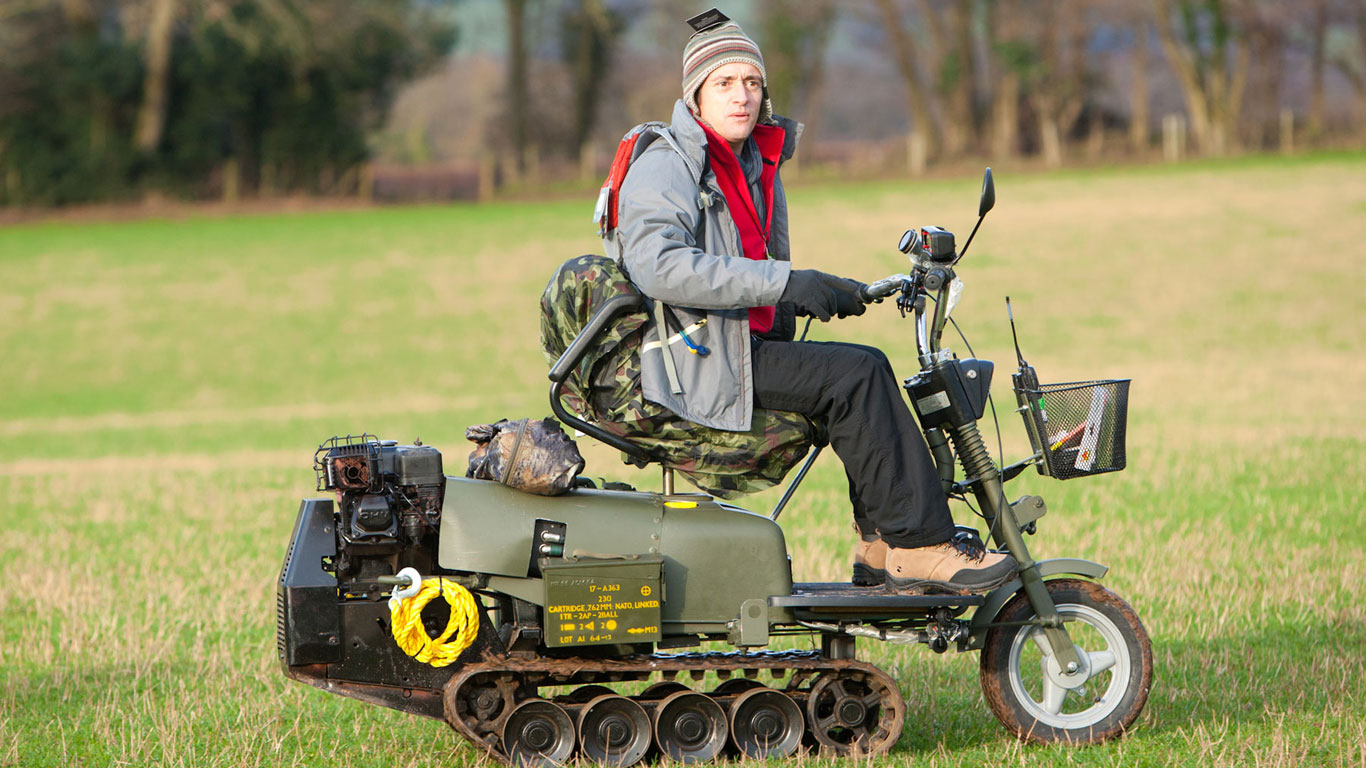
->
<box><xmin>980</xmin><ymin>579</ymin><xmax>1152</xmax><ymax>744</ymax></box>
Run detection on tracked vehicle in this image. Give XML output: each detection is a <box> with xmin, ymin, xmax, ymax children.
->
<box><xmin>277</xmin><ymin>170</ymin><xmax>1152</xmax><ymax>764</ymax></box>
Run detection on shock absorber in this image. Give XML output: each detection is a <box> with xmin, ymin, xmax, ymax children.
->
<box><xmin>949</xmin><ymin>417</ymin><xmax>1082</xmax><ymax>668</ymax></box>
<box><xmin>923</xmin><ymin>428</ymin><xmax>955</xmax><ymax>494</ymax></box>
<box><xmin>950</xmin><ymin>419</ymin><xmax>995</xmax><ymax>484</ymax></box>
<box><xmin>947</xmin><ymin>419</ymin><xmax>1030</xmax><ymax>568</ymax></box>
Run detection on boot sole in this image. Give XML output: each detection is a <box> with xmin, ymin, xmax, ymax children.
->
<box><xmin>852</xmin><ymin>563</ymin><xmax>885</xmax><ymax>587</ymax></box>
<box><xmin>885</xmin><ymin>561</ymin><xmax>1016</xmax><ymax>596</ymax></box>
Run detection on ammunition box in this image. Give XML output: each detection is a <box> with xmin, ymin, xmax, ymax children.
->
<box><xmin>542</xmin><ymin>556</ymin><xmax>664</xmax><ymax>648</ymax></box>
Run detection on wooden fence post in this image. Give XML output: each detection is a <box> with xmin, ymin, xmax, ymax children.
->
<box><xmin>1163</xmin><ymin>114</ymin><xmax>1186</xmax><ymax>163</ymax></box>
<box><xmin>358</xmin><ymin>164</ymin><xmax>374</xmax><ymax>202</ymax></box>
<box><xmin>223</xmin><ymin>157</ymin><xmax>239</xmax><ymax>203</ymax></box>
<box><xmin>479</xmin><ymin>152</ymin><xmax>495</xmax><ymax>202</ymax></box>
<box><xmin>908</xmin><ymin>131</ymin><xmax>927</xmax><ymax>177</ymax></box>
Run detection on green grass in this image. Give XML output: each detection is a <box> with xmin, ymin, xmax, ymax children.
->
<box><xmin>2</xmin><ymin>152</ymin><xmax>1365</xmax><ymax>767</ymax></box>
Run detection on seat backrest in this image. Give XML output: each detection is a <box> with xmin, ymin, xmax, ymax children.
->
<box><xmin>540</xmin><ymin>255</ymin><xmax>817</xmax><ymax>499</ymax></box>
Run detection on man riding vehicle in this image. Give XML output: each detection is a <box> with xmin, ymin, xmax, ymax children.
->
<box><xmin>611</xmin><ymin>9</ymin><xmax>1015</xmax><ymax>595</ymax></box>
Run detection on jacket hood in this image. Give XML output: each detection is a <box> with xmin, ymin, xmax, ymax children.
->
<box><xmin>668</xmin><ymin>99</ymin><xmax>803</xmax><ymax>177</ymax></box>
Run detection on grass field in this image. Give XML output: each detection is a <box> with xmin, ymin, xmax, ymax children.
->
<box><xmin>2</xmin><ymin>153</ymin><xmax>1364</xmax><ymax>767</ymax></box>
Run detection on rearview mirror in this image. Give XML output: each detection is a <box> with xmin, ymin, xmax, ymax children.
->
<box><xmin>898</xmin><ymin>228</ymin><xmax>921</xmax><ymax>255</ymax></box>
<box><xmin>978</xmin><ymin>168</ymin><xmax>995</xmax><ymax>217</ymax></box>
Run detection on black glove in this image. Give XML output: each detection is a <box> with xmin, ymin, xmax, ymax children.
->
<box><xmin>781</xmin><ymin>269</ymin><xmax>867</xmax><ymax>322</ymax></box>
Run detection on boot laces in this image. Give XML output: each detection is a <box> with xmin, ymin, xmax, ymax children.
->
<box><xmin>948</xmin><ymin>530</ymin><xmax>986</xmax><ymax>562</ymax></box>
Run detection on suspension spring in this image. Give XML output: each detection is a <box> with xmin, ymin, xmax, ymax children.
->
<box><xmin>951</xmin><ymin>420</ymin><xmax>997</xmax><ymax>482</ymax></box>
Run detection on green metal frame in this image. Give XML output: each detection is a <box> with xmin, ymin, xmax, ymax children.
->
<box><xmin>915</xmin><ymin>267</ymin><xmax>1092</xmax><ymax>671</ymax></box>
<box><xmin>964</xmin><ymin>558</ymin><xmax>1109</xmax><ymax>649</ymax></box>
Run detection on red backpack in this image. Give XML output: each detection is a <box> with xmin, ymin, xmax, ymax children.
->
<box><xmin>593</xmin><ymin>122</ymin><xmax>704</xmax><ymax>263</ymax></box>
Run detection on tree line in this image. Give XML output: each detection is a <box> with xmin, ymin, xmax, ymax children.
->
<box><xmin>493</xmin><ymin>0</ymin><xmax>1366</xmax><ymax>182</ymax></box>
<box><xmin>4</xmin><ymin>0</ymin><xmax>1366</xmax><ymax>207</ymax></box>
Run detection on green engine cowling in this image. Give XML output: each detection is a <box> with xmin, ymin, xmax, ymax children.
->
<box><xmin>438</xmin><ymin>477</ymin><xmax>795</xmax><ymax>646</ymax></box>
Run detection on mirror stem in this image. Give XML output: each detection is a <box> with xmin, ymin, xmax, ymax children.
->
<box><xmin>957</xmin><ymin>213</ymin><xmax>987</xmax><ymax>263</ymax></box>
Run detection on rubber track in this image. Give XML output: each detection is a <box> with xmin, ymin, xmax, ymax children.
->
<box><xmin>442</xmin><ymin>649</ymin><xmax>906</xmax><ymax>762</ymax></box>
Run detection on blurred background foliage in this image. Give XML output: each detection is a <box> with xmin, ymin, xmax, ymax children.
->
<box><xmin>2</xmin><ymin>0</ymin><xmax>1366</xmax><ymax>208</ymax></box>
<box><xmin>0</xmin><ymin>0</ymin><xmax>456</xmax><ymax>205</ymax></box>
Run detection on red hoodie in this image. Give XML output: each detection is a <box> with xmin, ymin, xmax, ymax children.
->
<box><xmin>698</xmin><ymin>119</ymin><xmax>786</xmax><ymax>335</ymax></box>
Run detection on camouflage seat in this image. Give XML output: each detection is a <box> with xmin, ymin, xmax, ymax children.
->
<box><xmin>540</xmin><ymin>254</ymin><xmax>819</xmax><ymax>499</ymax></box>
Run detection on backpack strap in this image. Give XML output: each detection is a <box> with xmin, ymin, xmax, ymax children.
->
<box><xmin>651</xmin><ymin>298</ymin><xmax>684</xmax><ymax>395</ymax></box>
<box><xmin>595</xmin><ymin>122</ymin><xmax>706</xmax><ymax>264</ymax></box>
<box><xmin>593</xmin><ymin>121</ymin><xmax>708</xmax><ymax>399</ymax></box>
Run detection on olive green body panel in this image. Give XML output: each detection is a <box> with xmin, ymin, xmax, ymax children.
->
<box><xmin>658</xmin><ymin>497</ymin><xmax>794</xmax><ymax>630</ymax></box>
<box><xmin>437</xmin><ymin>478</ymin><xmax>793</xmax><ymax>632</ymax></box>
<box><xmin>965</xmin><ymin>557</ymin><xmax>1109</xmax><ymax>648</ymax></box>
<box><xmin>438</xmin><ymin>477</ymin><xmax>662</xmax><ymax>576</ymax></box>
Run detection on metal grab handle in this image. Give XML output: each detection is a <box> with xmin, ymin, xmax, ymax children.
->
<box><xmin>549</xmin><ymin>293</ymin><xmax>645</xmax><ymax>382</ymax></box>
<box><xmin>548</xmin><ymin>293</ymin><xmax>654</xmax><ymax>463</ymax></box>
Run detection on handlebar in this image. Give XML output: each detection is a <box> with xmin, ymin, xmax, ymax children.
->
<box><xmin>860</xmin><ymin>273</ymin><xmax>912</xmax><ymax>303</ymax></box>
<box><xmin>861</xmin><ymin>270</ymin><xmax>941</xmax><ymax>367</ymax></box>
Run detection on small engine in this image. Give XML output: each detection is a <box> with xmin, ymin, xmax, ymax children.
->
<box><xmin>314</xmin><ymin>435</ymin><xmax>444</xmax><ymax>576</ymax></box>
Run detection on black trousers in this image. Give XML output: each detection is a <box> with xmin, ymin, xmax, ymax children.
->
<box><xmin>751</xmin><ymin>339</ymin><xmax>956</xmax><ymax>549</ymax></box>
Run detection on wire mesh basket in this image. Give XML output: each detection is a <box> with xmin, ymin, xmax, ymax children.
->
<box><xmin>1020</xmin><ymin>379</ymin><xmax>1130</xmax><ymax>480</ymax></box>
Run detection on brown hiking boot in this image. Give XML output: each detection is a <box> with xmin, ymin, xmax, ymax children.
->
<box><xmin>852</xmin><ymin>535</ymin><xmax>887</xmax><ymax>587</ymax></box>
<box><xmin>884</xmin><ymin>531</ymin><xmax>1017</xmax><ymax>595</ymax></box>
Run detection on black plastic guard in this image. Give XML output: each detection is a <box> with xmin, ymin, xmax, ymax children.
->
<box><xmin>907</xmin><ymin>358</ymin><xmax>994</xmax><ymax>428</ymax></box>
<box><xmin>277</xmin><ymin>499</ymin><xmax>342</xmax><ymax>666</ymax></box>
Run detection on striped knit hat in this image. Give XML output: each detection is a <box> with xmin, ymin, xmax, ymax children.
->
<box><xmin>682</xmin><ymin>16</ymin><xmax>771</xmax><ymax>123</ymax></box>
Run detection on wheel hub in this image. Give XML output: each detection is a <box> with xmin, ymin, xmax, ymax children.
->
<box><xmin>751</xmin><ymin>709</ymin><xmax>782</xmax><ymax>740</ymax></box>
<box><xmin>837</xmin><ymin>698</ymin><xmax>868</xmax><ymax>727</ymax></box>
<box><xmin>1042</xmin><ymin>638</ymin><xmax>1092</xmax><ymax>690</ymax></box>
<box><xmin>599</xmin><ymin>714</ymin><xmax>629</xmax><ymax>747</ymax></box>
<box><xmin>520</xmin><ymin>720</ymin><xmax>554</xmax><ymax>752</ymax></box>
<box><xmin>675</xmin><ymin>712</ymin><xmax>706</xmax><ymax>743</ymax></box>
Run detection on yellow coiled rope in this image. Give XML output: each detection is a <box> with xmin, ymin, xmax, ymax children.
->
<box><xmin>389</xmin><ymin>575</ymin><xmax>479</xmax><ymax>667</ymax></box>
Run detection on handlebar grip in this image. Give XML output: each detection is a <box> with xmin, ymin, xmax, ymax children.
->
<box><xmin>861</xmin><ymin>274</ymin><xmax>911</xmax><ymax>302</ymax></box>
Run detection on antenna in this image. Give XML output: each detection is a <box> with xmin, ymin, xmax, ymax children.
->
<box><xmin>1006</xmin><ymin>296</ymin><xmax>1028</xmax><ymax>367</ymax></box>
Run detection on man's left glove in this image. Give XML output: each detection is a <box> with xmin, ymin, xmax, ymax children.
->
<box><xmin>826</xmin><ymin>274</ymin><xmax>868</xmax><ymax>319</ymax></box>
<box><xmin>783</xmin><ymin>270</ymin><xmax>868</xmax><ymax>322</ymax></box>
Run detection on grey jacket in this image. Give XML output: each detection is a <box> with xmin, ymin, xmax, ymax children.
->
<box><xmin>614</xmin><ymin>100</ymin><xmax>802</xmax><ymax>432</ymax></box>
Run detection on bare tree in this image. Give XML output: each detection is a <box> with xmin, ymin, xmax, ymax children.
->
<box><xmin>563</xmin><ymin>0</ymin><xmax>623</xmax><ymax>160</ymax></box>
<box><xmin>1331</xmin><ymin>0</ymin><xmax>1366</xmax><ymax>137</ymax></box>
<box><xmin>915</xmin><ymin>0</ymin><xmax>982</xmax><ymax>157</ymax></box>
<box><xmin>873</xmin><ymin>0</ymin><xmax>943</xmax><ymax>162</ymax></box>
<box><xmin>986</xmin><ymin>0</ymin><xmax>1022</xmax><ymax>161</ymax></box>
<box><xmin>1020</xmin><ymin>0</ymin><xmax>1093</xmax><ymax>168</ymax></box>
<box><xmin>1152</xmin><ymin>0</ymin><xmax>1250</xmax><ymax>156</ymax></box>
<box><xmin>1306</xmin><ymin>0</ymin><xmax>1330</xmax><ymax>140</ymax></box>
<box><xmin>1240</xmin><ymin>2</ymin><xmax>1295</xmax><ymax>149</ymax></box>
<box><xmin>505</xmin><ymin>0</ymin><xmax>530</xmax><ymax>174</ymax></box>
<box><xmin>1131</xmin><ymin>16</ymin><xmax>1152</xmax><ymax>152</ymax></box>
<box><xmin>133</xmin><ymin>0</ymin><xmax>179</xmax><ymax>153</ymax></box>
<box><xmin>759</xmin><ymin>0</ymin><xmax>837</xmax><ymax>140</ymax></box>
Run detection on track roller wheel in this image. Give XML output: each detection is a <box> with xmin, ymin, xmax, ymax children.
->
<box><xmin>804</xmin><ymin>669</ymin><xmax>904</xmax><ymax>756</ymax></box>
<box><xmin>445</xmin><ymin>673</ymin><xmax>518</xmax><ymax>746</ymax></box>
<box><xmin>502</xmin><ymin>699</ymin><xmax>575</xmax><ymax>767</ymax></box>
<box><xmin>638</xmin><ymin>681</ymin><xmax>691</xmax><ymax>700</ymax></box>
<box><xmin>562</xmin><ymin>684</ymin><xmax>616</xmax><ymax>703</ymax></box>
<box><xmin>653</xmin><ymin>690</ymin><xmax>729</xmax><ymax>763</ymax></box>
<box><xmin>711</xmin><ymin>678</ymin><xmax>764</xmax><ymax>697</ymax></box>
<box><xmin>577</xmin><ymin>694</ymin><xmax>652</xmax><ymax>766</ymax></box>
<box><xmin>728</xmin><ymin>687</ymin><xmax>805</xmax><ymax>759</ymax></box>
